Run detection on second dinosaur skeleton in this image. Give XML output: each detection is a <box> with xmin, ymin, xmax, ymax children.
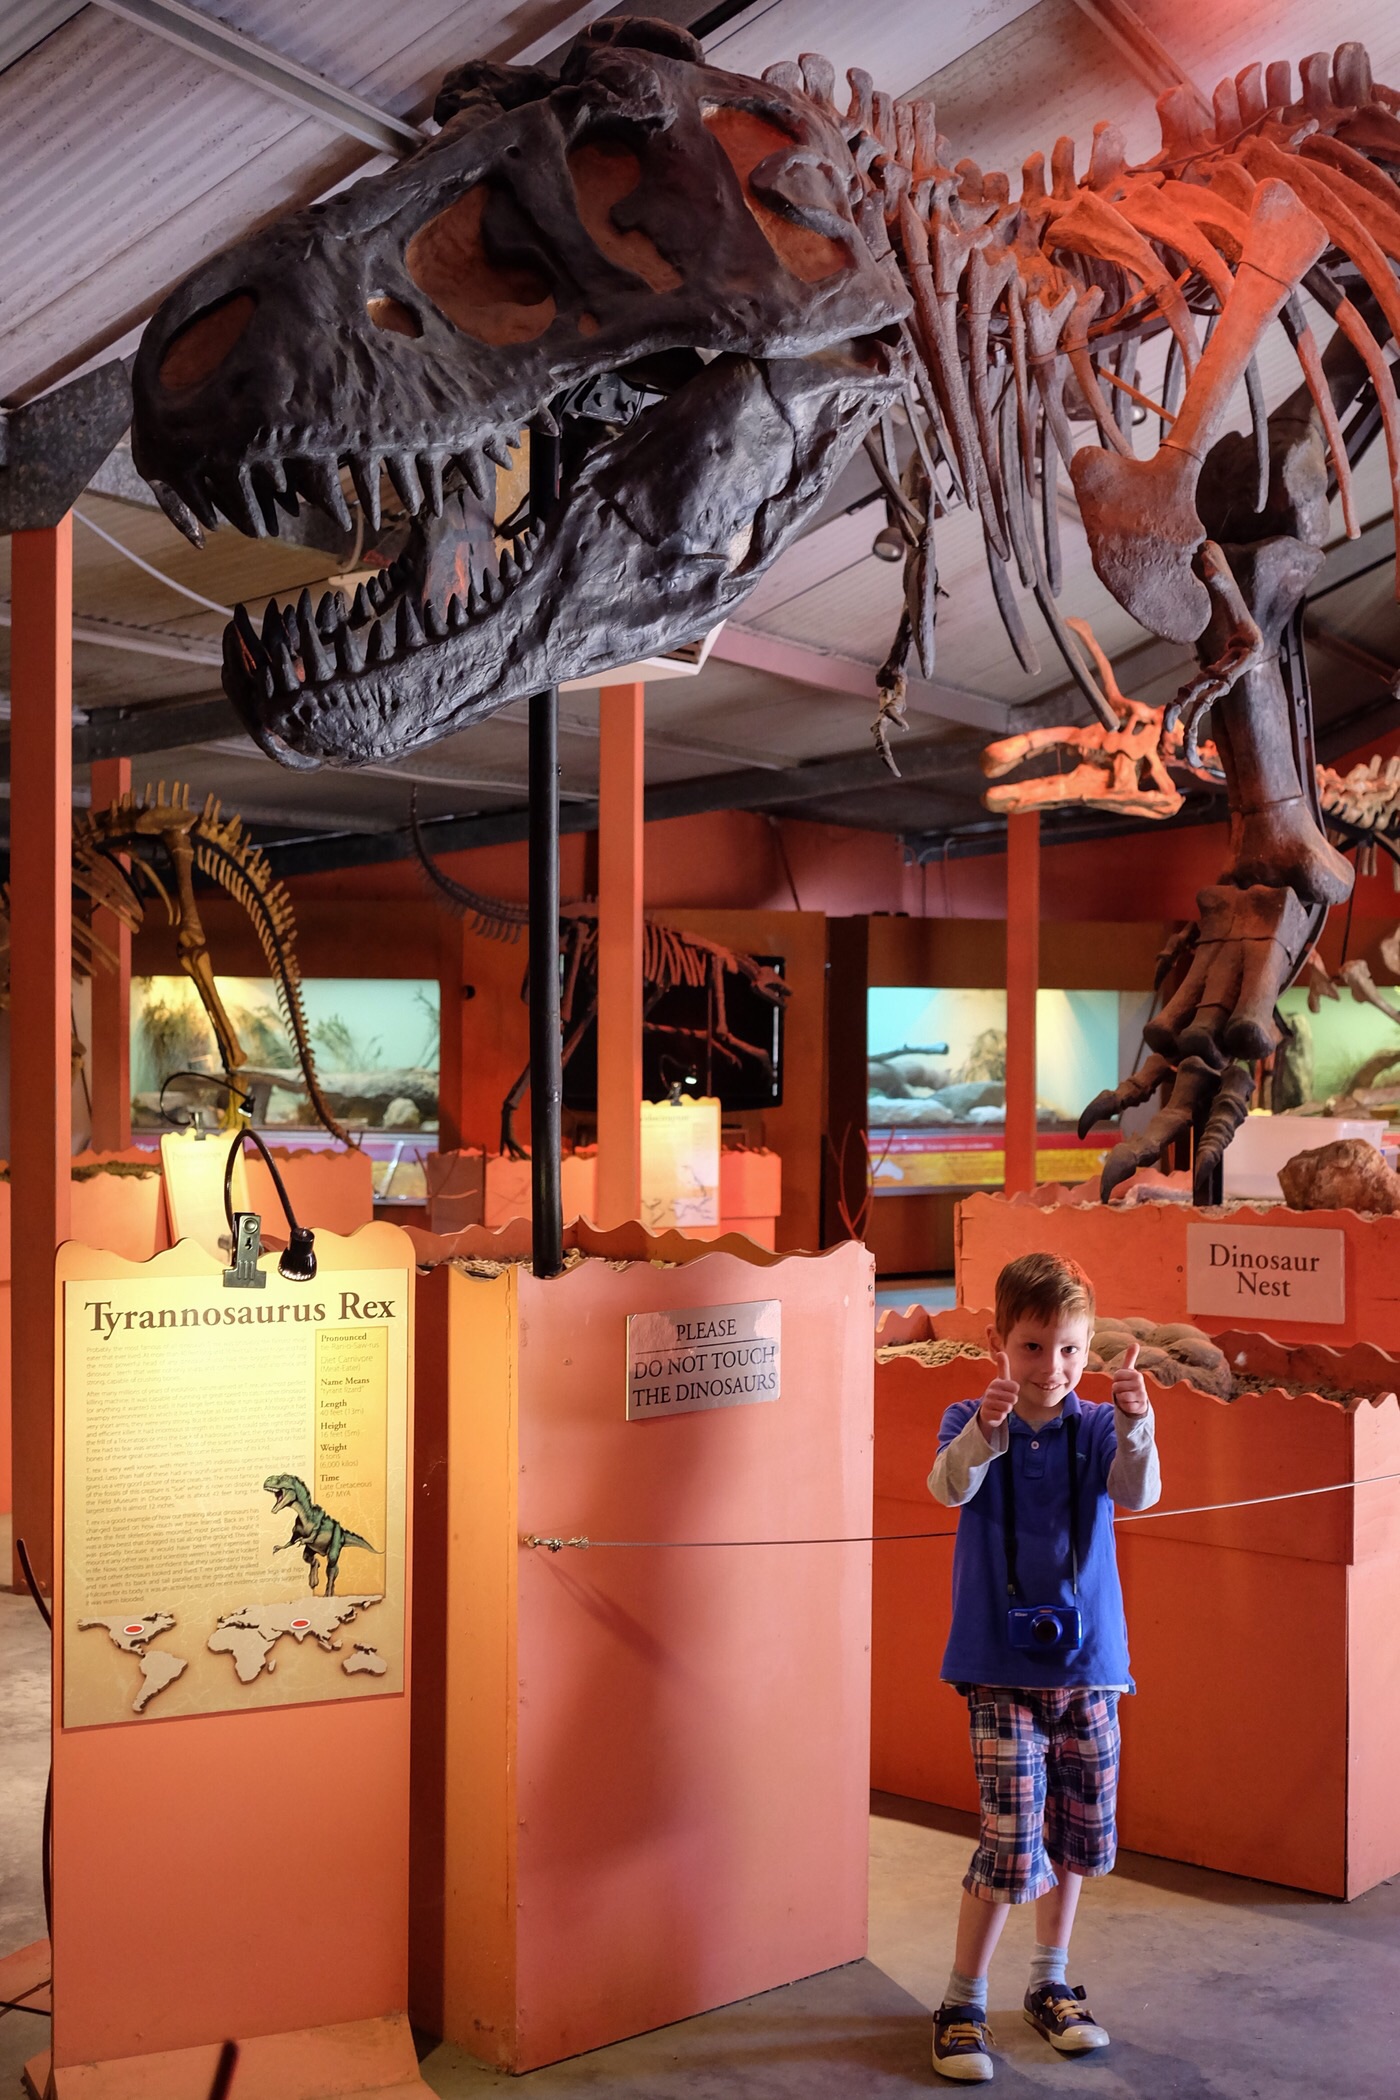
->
<box><xmin>412</xmin><ymin>798</ymin><xmax>789</xmax><ymax>1156</ymax></box>
<box><xmin>73</xmin><ymin>783</ymin><xmax>351</xmax><ymax>1145</ymax></box>
<box><xmin>128</xmin><ymin>21</ymin><xmax>1400</xmax><ymax>1188</ymax></box>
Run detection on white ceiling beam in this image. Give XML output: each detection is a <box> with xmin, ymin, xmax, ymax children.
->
<box><xmin>91</xmin><ymin>0</ymin><xmax>426</xmax><ymax>155</ymax></box>
<box><xmin>0</xmin><ymin>599</ymin><xmax>222</xmax><ymax>666</ymax></box>
<box><xmin>711</xmin><ymin>625</ymin><xmax>1014</xmax><ymax>735</ymax></box>
<box><xmin>1066</xmin><ymin>0</ymin><xmax>1200</xmax><ymax>99</ymax></box>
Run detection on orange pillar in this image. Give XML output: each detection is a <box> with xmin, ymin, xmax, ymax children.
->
<box><xmin>437</xmin><ymin>915</ymin><xmax>469</xmax><ymax>1155</ymax></box>
<box><xmin>10</xmin><ymin>518</ymin><xmax>73</xmax><ymax>1589</ymax></box>
<box><xmin>1004</xmin><ymin>810</ymin><xmax>1039</xmax><ymax>1196</ymax></box>
<box><xmin>595</xmin><ymin>682</ymin><xmax>644</xmax><ymax>1225</ymax></box>
<box><xmin>88</xmin><ymin>755</ymin><xmax>131</xmax><ymax>1152</ymax></box>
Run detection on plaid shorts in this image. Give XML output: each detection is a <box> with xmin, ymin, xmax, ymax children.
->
<box><xmin>962</xmin><ymin>1686</ymin><xmax>1120</xmax><ymax>1903</ymax></box>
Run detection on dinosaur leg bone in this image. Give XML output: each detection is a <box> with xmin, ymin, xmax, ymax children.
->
<box><xmin>1070</xmin><ymin>180</ymin><xmax>1328</xmax><ymax>642</ymax></box>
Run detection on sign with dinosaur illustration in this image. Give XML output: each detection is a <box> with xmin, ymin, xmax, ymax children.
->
<box><xmin>61</xmin><ymin>1246</ymin><xmax>410</xmax><ymax>1726</ymax></box>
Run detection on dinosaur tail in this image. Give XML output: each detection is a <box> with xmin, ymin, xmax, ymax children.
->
<box><xmin>192</xmin><ymin>796</ymin><xmax>355</xmax><ymax>1148</ymax></box>
<box><xmin>344</xmin><ymin>1532</ymin><xmax>380</xmax><ymax>1554</ymax></box>
<box><xmin>410</xmin><ymin>788</ymin><xmax>530</xmax><ymax>942</ymax></box>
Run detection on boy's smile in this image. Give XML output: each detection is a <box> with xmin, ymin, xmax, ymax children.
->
<box><xmin>986</xmin><ymin>1312</ymin><xmax>1092</xmax><ymax>1428</ymax></box>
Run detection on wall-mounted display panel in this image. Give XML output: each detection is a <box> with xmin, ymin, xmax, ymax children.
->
<box><xmin>868</xmin><ymin>987</ymin><xmax>1141</xmax><ymax>1192</ymax></box>
<box><xmin>131</xmin><ymin>975</ymin><xmax>439</xmax><ymax>1197</ymax></box>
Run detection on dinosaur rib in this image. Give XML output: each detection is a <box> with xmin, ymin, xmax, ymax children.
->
<box><xmin>76</xmin><ymin>784</ymin><xmax>352</xmax><ymax>1148</ymax></box>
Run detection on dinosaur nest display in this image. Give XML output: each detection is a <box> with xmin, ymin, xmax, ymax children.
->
<box><xmin>1086</xmin><ymin>1317</ymin><xmax>1234</xmax><ymax>1399</ymax></box>
<box><xmin>879</xmin><ymin>1319</ymin><xmax>1233</xmax><ymax>1399</ymax></box>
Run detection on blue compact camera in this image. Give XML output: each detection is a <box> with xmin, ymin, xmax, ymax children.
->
<box><xmin>1007</xmin><ymin>1604</ymin><xmax>1084</xmax><ymax>1652</ymax></box>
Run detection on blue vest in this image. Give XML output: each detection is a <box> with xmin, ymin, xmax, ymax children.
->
<box><xmin>937</xmin><ymin>1393</ymin><xmax>1134</xmax><ymax>1690</ymax></box>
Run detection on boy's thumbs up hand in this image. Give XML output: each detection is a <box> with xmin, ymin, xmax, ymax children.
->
<box><xmin>978</xmin><ymin>1350</ymin><xmax>1019</xmax><ymax>1436</ymax></box>
<box><xmin>1111</xmin><ymin>1340</ymin><xmax>1150</xmax><ymax>1417</ymax></box>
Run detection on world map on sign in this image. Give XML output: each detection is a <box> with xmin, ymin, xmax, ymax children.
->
<box><xmin>207</xmin><ymin>1596</ymin><xmax>386</xmax><ymax>1684</ymax></box>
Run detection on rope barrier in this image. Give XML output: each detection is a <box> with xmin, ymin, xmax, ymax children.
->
<box><xmin>521</xmin><ymin>1464</ymin><xmax>1400</xmax><ymax>1552</ymax></box>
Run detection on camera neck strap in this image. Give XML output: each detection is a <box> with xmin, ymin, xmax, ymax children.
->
<box><xmin>1001</xmin><ymin>1410</ymin><xmax>1079</xmax><ymax>1604</ymax></box>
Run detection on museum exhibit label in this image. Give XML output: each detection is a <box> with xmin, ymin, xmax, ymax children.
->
<box><xmin>1185</xmin><ymin>1223</ymin><xmax>1346</xmax><ymax>1323</ymax></box>
<box><xmin>626</xmin><ymin>1297</ymin><xmax>780</xmax><ymax>1420</ymax></box>
<box><xmin>62</xmin><ymin>1258</ymin><xmax>409</xmax><ymax>1727</ymax></box>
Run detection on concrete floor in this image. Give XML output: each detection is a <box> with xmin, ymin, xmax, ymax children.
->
<box><xmin>4</xmin><ymin>1509</ymin><xmax>1399</xmax><ymax>2098</ymax></box>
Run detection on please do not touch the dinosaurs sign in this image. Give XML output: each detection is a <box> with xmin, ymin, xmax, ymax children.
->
<box><xmin>61</xmin><ymin>1256</ymin><xmax>410</xmax><ymax>1727</ymax></box>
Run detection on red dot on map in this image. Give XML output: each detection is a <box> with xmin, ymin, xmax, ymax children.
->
<box><xmin>124</xmin><ymin>1624</ymin><xmax>144</xmax><ymax>1635</ymax></box>
<box><xmin>291</xmin><ymin>1619</ymin><xmax>310</xmax><ymax>1629</ymax></box>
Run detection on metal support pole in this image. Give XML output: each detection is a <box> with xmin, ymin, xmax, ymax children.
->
<box><xmin>528</xmin><ymin>427</ymin><xmax>564</xmax><ymax>1276</ymax></box>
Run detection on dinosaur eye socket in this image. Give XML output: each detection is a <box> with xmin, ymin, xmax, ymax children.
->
<box><xmin>158</xmin><ymin>290</ymin><xmax>257</xmax><ymax>391</ymax></box>
<box><xmin>567</xmin><ymin>140</ymin><xmax>681</xmax><ymax>293</ymax></box>
<box><xmin>406</xmin><ymin>185</ymin><xmax>556</xmax><ymax>345</ymax></box>
<box><xmin>702</xmin><ymin>106</ymin><xmax>847</xmax><ymax>283</ymax></box>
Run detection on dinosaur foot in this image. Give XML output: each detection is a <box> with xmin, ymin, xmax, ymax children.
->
<box><xmin>1090</xmin><ymin>1056</ymin><xmax>1254</xmax><ymax>1204</ymax></box>
<box><xmin>1143</xmin><ymin>883</ymin><xmax>1313</xmax><ymax>1063</ymax></box>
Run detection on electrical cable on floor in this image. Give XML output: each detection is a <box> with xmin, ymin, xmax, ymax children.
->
<box><xmin>521</xmin><ymin>1463</ymin><xmax>1400</xmax><ymax>1551</ymax></box>
<box><xmin>72</xmin><ymin>507</ymin><xmax>235</xmax><ymax>617</ymax></box>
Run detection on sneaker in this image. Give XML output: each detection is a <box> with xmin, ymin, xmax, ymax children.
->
<box><xmin>932</xmin><ymin>2003</ymin><xmax>995</xmax><ymax>2082</ymax></box>
<box><xmin>1023</xmin><ymin>1981</ymin><xmax>1110</xmax><ymax>2052</ymax></box>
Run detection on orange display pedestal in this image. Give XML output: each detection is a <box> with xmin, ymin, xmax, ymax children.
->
<box><xmin>33</xmin><ymin>1226</ymin><xmax>427</xmax><ymax>2100</ymax></box>
<box><xmin>408</xmin><ymin>1223</ymin><xmax>873</xmax><ymax>2071</ymax></box>
<box><xmin>871</xmin><ymin>1312</ymin><xmax>1400</xmax><ymax>1899</ymax></box>
<box><xmin>957</xmin><ymin>1190</ymin><xmax>1400</xmax><ymax>1350</ymax></box>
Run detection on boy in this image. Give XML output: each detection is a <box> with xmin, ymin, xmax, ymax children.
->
<box><xmin>926</xmin><ymin>1252</ymin><xmax>1159</xmax><ymax>2082</ymax></box>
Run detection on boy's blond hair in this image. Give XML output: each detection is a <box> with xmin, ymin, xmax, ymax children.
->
<box><xmin>994</xmin><ymin>1251</ymin><xmax>1095</xmax><ymax>1338</ymax></box>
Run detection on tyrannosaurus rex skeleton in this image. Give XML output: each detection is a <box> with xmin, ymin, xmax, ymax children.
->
<box><xmin>129</xmin><ymin>21</ymin><xmax>1400</xmax><ymax>1189</ymax></box>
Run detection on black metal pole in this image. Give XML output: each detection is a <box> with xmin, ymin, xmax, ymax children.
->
<box><xmin>527</xmin><ymin>426</ymin><xmax>564</xmax><ymax>1276</ymax></box>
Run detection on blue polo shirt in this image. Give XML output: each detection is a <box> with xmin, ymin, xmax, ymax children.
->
<box><xmin>936</xmin><ymin>1393</ymin><xmax>1134</xmax><ymax>1690</ymax></box>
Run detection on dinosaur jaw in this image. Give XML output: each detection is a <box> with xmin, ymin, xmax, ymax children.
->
<box><xmin>223</xmin><ymin>339</ymin><xmax>895</xmax><ymax>768</ymax></box>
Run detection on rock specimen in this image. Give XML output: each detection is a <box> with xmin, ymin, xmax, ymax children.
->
<box><xmin>1278</xmin><ymin>1137</ymin><xmax>1400</xmax><ymax>1214</ymax></box>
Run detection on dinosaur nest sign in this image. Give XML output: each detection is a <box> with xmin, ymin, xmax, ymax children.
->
<box><xmin>60</xmin><ymin>1251</ymin><xmax>410</xmax><ymax>1727</ymax></box>
<box><xmin>1185</xmin><ymin>1222</ymin><xmax>1346</xmax><ymax>1325</ymax></box>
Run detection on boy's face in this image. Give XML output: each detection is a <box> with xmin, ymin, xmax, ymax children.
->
<box><xmin>987</xmin><ymin>1312</ymin><xmax>1092</xmax><ymax>1413</ymax></box>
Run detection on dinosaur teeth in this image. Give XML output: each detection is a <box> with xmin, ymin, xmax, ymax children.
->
<box><xmin>232</xmin><ymin>602</ymin><xmax>265</xmax><ymax>667</ymax></box>
<box><xmin>335</xmin><ymin>623</ymin><xmax>367</xmax><ymax>675</ymax></box>
<box><xmin>386</xmin><ymin>451</ymin><xmax>424</xmax><ymax>514</ymax></box>
<box><xmin>208</xmin><ymin>466</ymin><xmax>258</xmax><ymax>535</ymax></box>
<box><xmin>423</xmin><ymin>597</ymin><xmax>447</xmax><ymax>641</ymax></box>
<box><xmin>292</xmin><ymin>456</ymin><xmax>353</xmax><ymax>532</ymax></box>
<box><xmin>249</xmin><ymin>465</ymin><xmax>282</xmax><ymax>537</ymax></box>
<box><xmin>483</xmin><ymin>567</ymin><xmax>503</xmax><ymax>607</ymax></box>
<box><xmin>351</xmin><ymin>583</ymin><xmax>372</xmax><ymax>625</ymax></box>
<box><xmin>457</xmin><ymin>448</ymin><xmax>495</xmax><ymax>506</ymax></box>
<box><xmin>419</xmin><ymin>451</ymin><xmax>444</xmax><ymax>518</ymax></box>
<box><xmin>298</xmin><ymin>604</ymin><xmax>334</xmax><ymax>682</ymax></box>
<box><xmin>513</xmin><ymin>532</ymin><xmax>533</xmax><ymax>573</ymax></box>
<box><xmin>395</xmin><ymin>595</ymin><xmax>424</xmax><ymax>651</ymax></box>
<box><xmin>268</xmin><ymin>636</ymin><xmax>300</xmax><ymax>694</ymax></box>
<box><xmin>532</xmin><ymin>403</ymin><xmax>560</xmax><ymax>438</ymax></box>
<box><xmin>367</xmin><ymin>617</ymin><xmax>394</xmax><ymax>666</ymax></box>
<box><xmin>260</xmin><ymin>600</ymin><xmax>285</xmax><ymax>651</ymax></box>
<box><xmin>447</xmin><ymin>592</ymin><xmax>468</xmax><ymax>631</ymax></box>
<box><xmin>483</xmin><ymin>434</ymin><xmax>513</xmax><ymax>469</ymax></box>
<box><xmin>346</xmin><ymin>452</ymin><xmax>382</xmax><ymax>533</ymax></box>
<box><xmin>467</xmin><ymin>577</ymin><xmax>483</xmax><ymax>618</ymax></box>
<box><xmin>499</xmin><ymin>548</ymin><xmax>521</xmax><ymax>589</ymax></box>
<box><xmin>316</xmin><ymin>590</ymin><xmax>348</xmax><ymax>636</ymax></box>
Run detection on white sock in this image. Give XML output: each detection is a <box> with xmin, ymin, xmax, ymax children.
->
<box><xmin>1029</xmin><ymin>1943</ymin><xmax>1069</xmax><ymax>1993</ymax></box>
<box><xmin>944</xmin><ymin>1967</ymin><xmax>987</xmax><ymax>2013</ymax></box>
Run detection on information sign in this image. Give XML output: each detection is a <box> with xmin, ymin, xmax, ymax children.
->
<box><xmin>62</xmin><ymin>1256</ymin><xmax>409</xmax><ymax>1726</ymax></box>
<box><xmin>1185</xmin><ymin>1222</ymin><xmax>1346</xmax><ymax>1324</ymax></box>
<box><xmin>626</xmin><ymin>1298</ymin><xmax>780</xmax><ymax>1420</ymax></box>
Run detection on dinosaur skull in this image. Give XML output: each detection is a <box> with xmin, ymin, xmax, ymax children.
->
<box><xmin>131</xmin><ymin>19</ymin><xmax>907</xmax><ymax>769</ymax></box>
